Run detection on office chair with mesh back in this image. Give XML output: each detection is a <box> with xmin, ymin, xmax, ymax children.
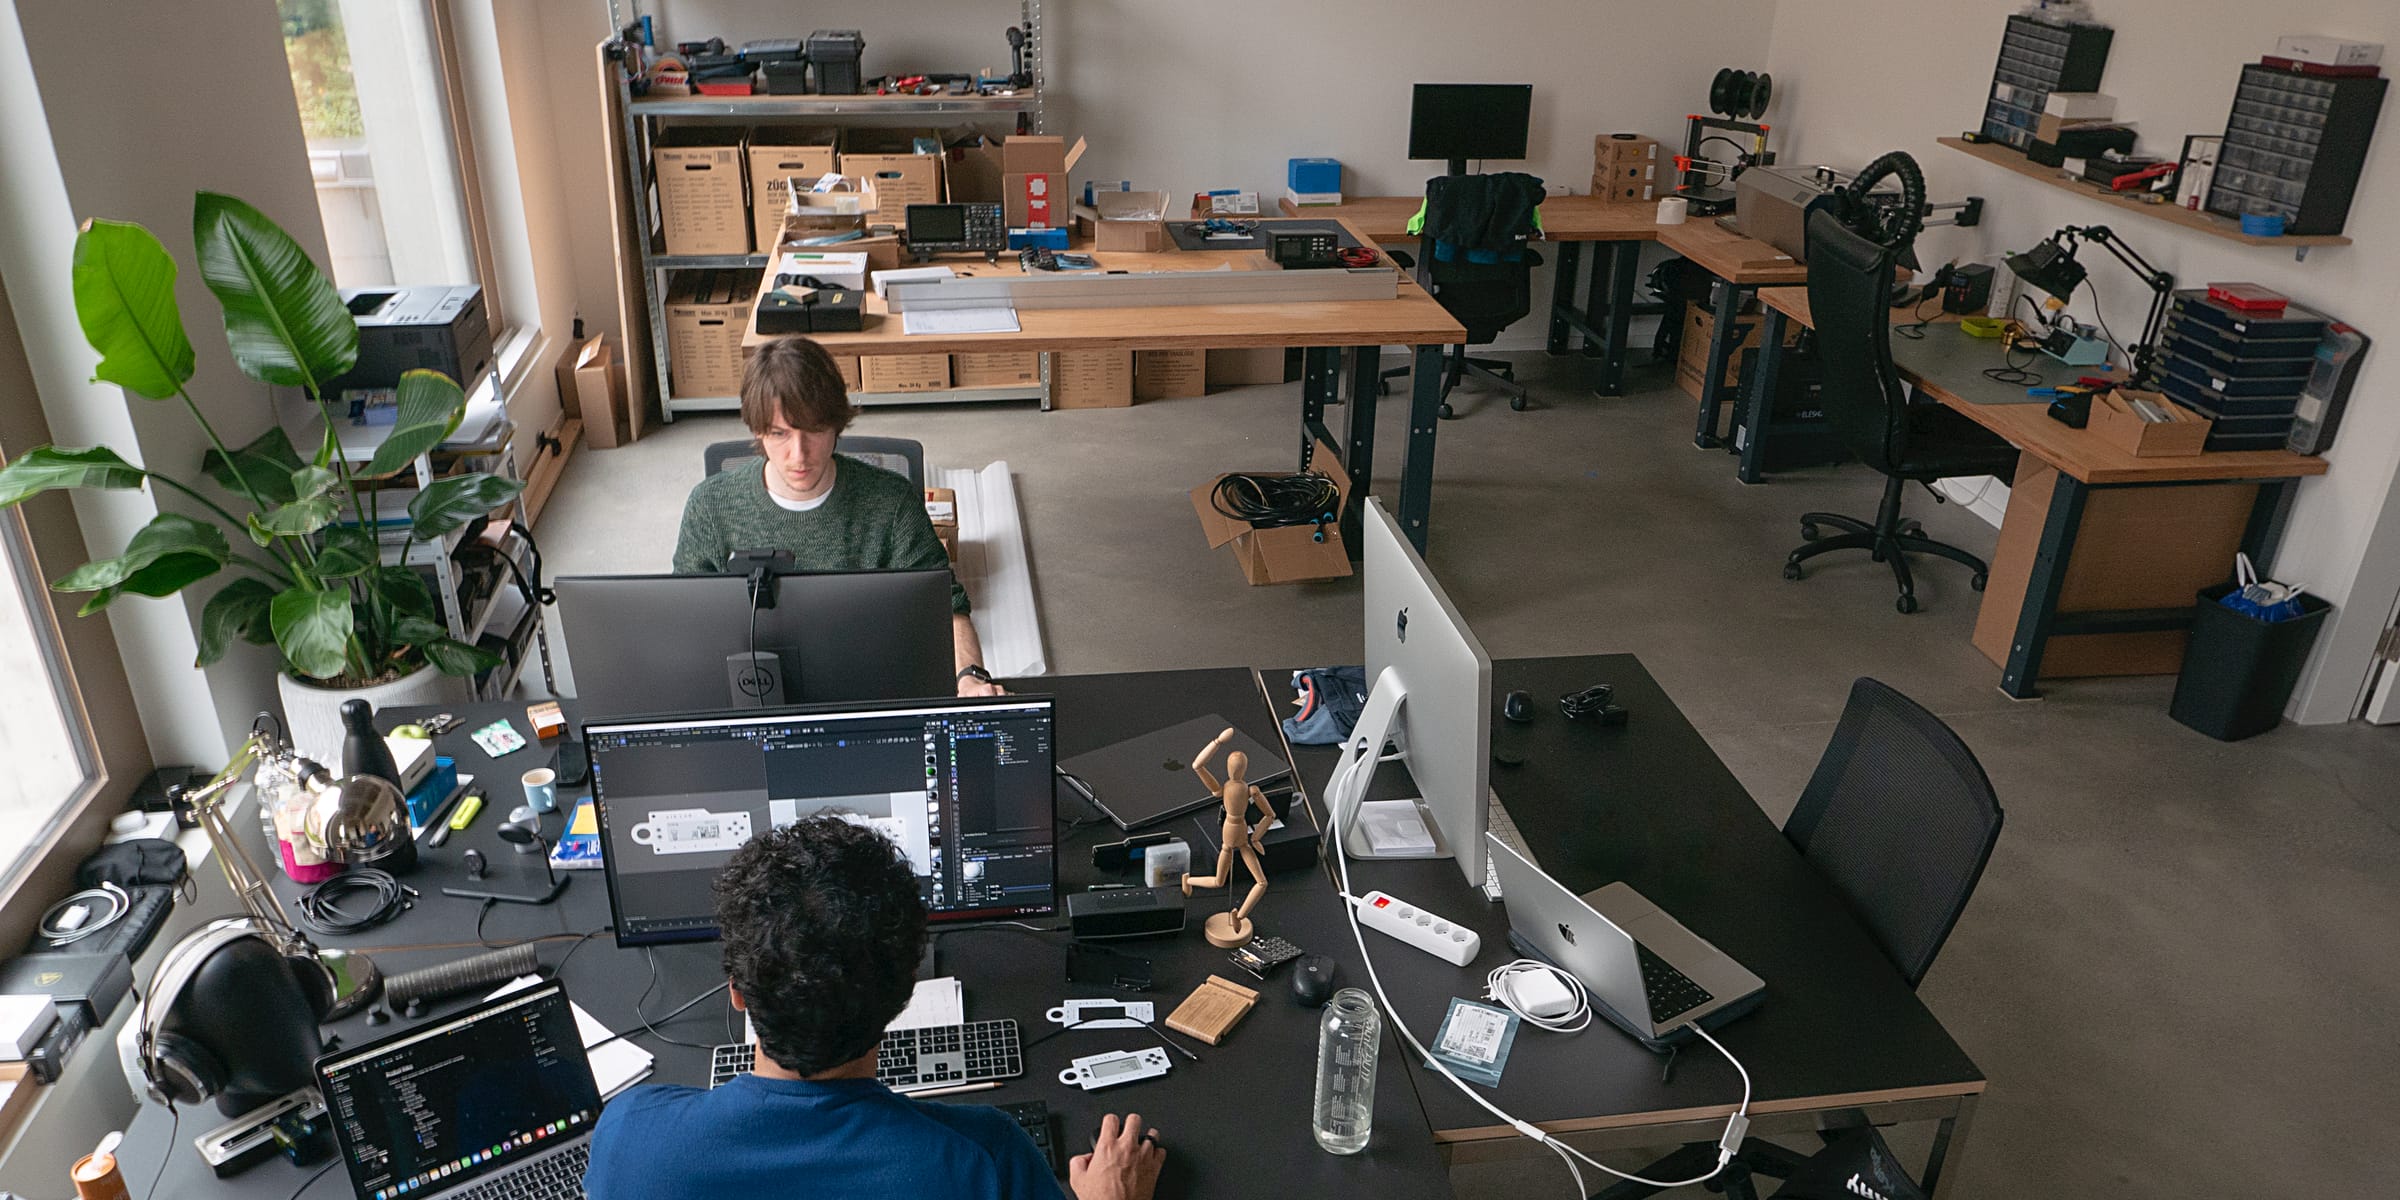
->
<box><xmin>1378</xmin><ymin>172</ymin><xmax>1545</xmax><ymax>418</ymax></box>
<box><xmin>1595</xmin><ymin>677</ymin><xmax>2003</xmax><ymax>1200</ymax></box>
<box><xmin>702</xmin><ymin>435</ymin><xmax>925</xmax><ymax>489</ymax></box>
<box><xmin>1781</xmin><ymin>154</ymin><xmax>2017</xmax><ymax>614</ymax></box>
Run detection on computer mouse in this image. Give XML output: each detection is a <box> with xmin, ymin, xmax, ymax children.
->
<box><xmin>1291</xmin><ymin>954</ymin><xmax>1339</xmax><ymax>1006</ymax></box>
<box><xmin>1501</xmin><ymin>690</ymin><xmax>1534</xmax><ymax>724</ymax></box>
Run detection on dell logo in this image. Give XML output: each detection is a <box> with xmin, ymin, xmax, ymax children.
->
<box><xmin>1396</xmin><ymin>607</ymin><xmax>1409</xmax><ymax>643</ymax></box>
<box><xmin>734</xmin><ymin>666</ymin><xmax>776</xmax><ymax>698</ymax></box>
<box><xmin>1845</xmin><ymin>1174</ymin><xmax>1891</xmax><ymax>1200</ymax></box>
<box><xmin>1556</xmin><ymin>923</ymin><xmax>1576</xmax><ymax>946</ymax></box>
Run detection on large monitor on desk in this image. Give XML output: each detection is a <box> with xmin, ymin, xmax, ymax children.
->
<box><xmin>555</xmin><ymin>567</ymin><xmax>955</xmax><ymax>718</ymax></box>
<box><xmin>585</xmin><ymin>696</ymin><xmax>1060</xmax><ymax>946</ymax></box>
<box><xmin>1323</xmin><ymin>498</ymin><xmax>1493</xmax><ymax>891</ymax></box>
<box><xmin>1408</xmin><ymin>83</ymin><xmax>1534</xmax><ymax>173</ymax></box>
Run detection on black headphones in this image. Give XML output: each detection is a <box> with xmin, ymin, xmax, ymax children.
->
<box><xmin>117</xmin><ymin>918</ymin><xmax>264</xmax><ymax>1107</ymax></box>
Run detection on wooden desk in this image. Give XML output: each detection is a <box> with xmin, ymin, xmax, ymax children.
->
<box><xmin>1285</xmin><ymin>195</ymin><xmax>1802</xmax><ymax>419</ymax></box>
<box><xmin>747</xmin><ymin>220</ymin><xmax>1468</xmax><ymax>552</ymax></box>
<box><xmin>1756</xmin><ymin>286</ymin><xmax>2329</xmax><ymax>697</ymax></box>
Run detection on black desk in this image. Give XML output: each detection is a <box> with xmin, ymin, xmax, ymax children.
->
<box><xmin>112</xmin><ymin>669</ymin><xmax>1453</xmax><ymax>1200</ymax></box>
<box><xmin>1286</xmin><ymin>656</ymin><xmax>1985</xmax><ymax>1195</ymax></box>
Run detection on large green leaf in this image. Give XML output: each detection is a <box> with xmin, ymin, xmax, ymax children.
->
<box><xmin>246</xmin><ymin>497</ymin><xmax>338</xmax><ymax>545</ymax></box>
<box><xmin>423</xmin><ymin>637</ymin><xmax>502</xmax><ymax>677</ymax></box>
<box><xmin>72</xmin><ymin>220</ymin><xmax>195</xmax><ymax>400</ymax></box>
<box><xmin>364</xmin><ymin>565</ymin><xmax>437</xmax><ymax>648</ymax></box>
<box><xmin>290</xmin><ymin>465</ymin><xmax>339</xmax><ymax>500</ymax></box>
<box><xmin>314</xmin><ymin>526</ymin><xmax>380</xmax><ymax>579</ymax></box>
<box><xmin>191</xmin><ymin>192</ymin><xmax>356</xmax><ymax>393</ymax></box>
<box><xmin>0</xmin><ymin>446</ymin><xmax>146</xmax><ymax>508</ymax></box>
<box><xmin>200</xmin><ymin>427</ymin><xmax>307</xmax><ymax>506</ymax></box>
<box><xmin>408</xmin><ymin>472</ymin><xmax>522</xmax><ymax>538</ymax></box>
<box><xmin>270</xmin><ymin>586</ymin><xmax>352</xmax><ymax>680</ymax></box>
<box><xmin>365</xmin><ymin>370</ymin><xmax>467</xmax><ymax>476</ymax></box>
<box><xmin>51</xmin><ymin>512</ymin><xmax>229</xmax><ymax>606</ymax></box>
<box><xmin>196</xmin><ymin>576</ymin><xmax>278</xmax><ymax>666</ymax></box>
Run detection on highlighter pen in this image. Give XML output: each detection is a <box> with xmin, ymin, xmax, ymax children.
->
<box><xmin>428</xmin><ymin>792</ymin><xmax>486</xmax><ymax>848</ymax></box>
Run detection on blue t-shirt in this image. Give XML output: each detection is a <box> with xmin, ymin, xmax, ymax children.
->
<box><xmin>583</xmin><ymin>1075</ymin><xmax>1065</xmax><ymax>1200</ymax></box>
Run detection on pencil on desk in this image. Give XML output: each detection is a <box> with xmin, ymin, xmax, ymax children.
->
<box><xmin>905</xmin><ymin>1081</ymin><xmax>1003</xmax><ymax>1099</ymax></box>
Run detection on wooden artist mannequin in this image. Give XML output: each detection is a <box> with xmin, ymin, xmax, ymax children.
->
<box><xmin>1182</xmin><ymin>728</ymin><xmax>1276</xmax><ymax>948</ymax></box>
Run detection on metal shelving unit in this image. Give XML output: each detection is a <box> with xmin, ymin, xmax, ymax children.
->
<box><xmin>606</xmin><ymin>2</ymin><xmax>1051</xmax><ymax>420</ymax></box>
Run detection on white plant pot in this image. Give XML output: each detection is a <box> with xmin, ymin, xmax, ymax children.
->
<box><xmin>278</xmin><ymin>663</ymin><xmax>466</xmax><ymax>769</ymax></box>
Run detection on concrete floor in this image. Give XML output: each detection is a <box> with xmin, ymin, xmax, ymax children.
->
<box><xmin>534</xmin><ymin>353</ymin><xmax>2400</xmax><ymax>1199</ymax></box>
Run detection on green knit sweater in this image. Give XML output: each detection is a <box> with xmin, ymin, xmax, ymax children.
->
<box><xmin>671</xmin><ymin>455</ymin><xmax>969</xmax><ymax>613</ymax></box>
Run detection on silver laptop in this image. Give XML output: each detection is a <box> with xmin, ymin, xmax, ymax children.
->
<box><xmin>316</xmin><ymin>981</ymin><xmax>599</xmax><ymax>1200</ymax></box>
<box><xmin>1487</xmin><ymin>834</ymin><xmax>1764</xmax><ymax>1047</ymax></box>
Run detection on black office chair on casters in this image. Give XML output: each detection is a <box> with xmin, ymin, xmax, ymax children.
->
<box><xmin>1378</xmin><ymin>172</ymin><xmax>1545</xmax><ymax>418</ymax></box>
<box><xmin>1781</xmin><ymin>153</ymin><xmax>2017</xmax><ymax>614</ymax></box>
<box><xmin>703</xmin><ymin>434</ymin><xmax>926</xmax><ymax>489</ymax></box>
<box><xmin>1595</xmin><ymin>677</ymin><xmax>2004</xmax><ymax>1200</ymax></box>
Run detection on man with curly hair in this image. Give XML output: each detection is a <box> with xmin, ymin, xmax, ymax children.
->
<box><xmin>584</xmin><ymin>817</ymin><xmax>1163</xmax><ymax>1200</ymax></box>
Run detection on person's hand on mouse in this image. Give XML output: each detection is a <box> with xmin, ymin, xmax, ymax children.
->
<box><xmin>1069</xmin><ymin>1112</ymin><xmax>1164</xmax><ymax>1200</ymax></box>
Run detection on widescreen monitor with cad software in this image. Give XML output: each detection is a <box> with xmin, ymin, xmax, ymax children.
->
<box><xmin>585</xmin><ymin>695</ymin><xmax>1059</xmax><ymax>946</ymax></box>
<box><xmin>1324</xmin><ymin>497</ymin><xmax>1493</xmax><ymax>891</ymax></box>
<box><xmin>1408</xmin><ymin>83</ymin><xmax>1534</xmax><ymax>167</ymax></box>
<box><xmin>556</xmin><ymin>567</ymin><xmax>954</xmax><ymax>719</ymax></box>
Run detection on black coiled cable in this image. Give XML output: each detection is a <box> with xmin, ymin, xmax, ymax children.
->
<box><xmin>298</xmin><ymin>868</ymin><xmax>414</xmax><ymax>935</ymax></box>
<box><xmin>1210</xmin><ymin>472</ymin><xmax>1341</xmax><ymax>541</ymax></box>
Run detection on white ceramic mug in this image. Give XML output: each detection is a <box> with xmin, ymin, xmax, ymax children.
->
<box><xmin>522</xmin><ymin>767</ymin><xmax>558</xmax><ymax>815</ymax></box>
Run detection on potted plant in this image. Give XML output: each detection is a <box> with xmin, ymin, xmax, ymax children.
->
<box><xmin>0</xmin><ymin>193</ymin><xmax>521</xmax><ymax>762</ymax></box>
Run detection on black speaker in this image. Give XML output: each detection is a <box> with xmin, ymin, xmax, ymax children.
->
<box><xmin>1066</xmin><ymin>888</ymin><xmax>1187</xmax><ymax>941</ymax></box>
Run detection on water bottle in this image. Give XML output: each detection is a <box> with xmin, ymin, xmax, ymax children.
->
<box><xmin>339</xmin><ymin>699</ymin><xmax>401</xmax><ymax>788</ymax></box>
<box><xmin>1311</xmin><ymin>987</ymin><xmax>1379</xmax><ymax>1154</ymax></box>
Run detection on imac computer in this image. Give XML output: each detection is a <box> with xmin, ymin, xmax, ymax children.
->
<box><xmin>556</xmin><ymin>567</ymin><xmax>955</xmax><ymax>718</ymax></box>
<box><xmin>1322</xmin><ymin>497</ymin><xmax>1495</xmax><ymax>893</ymax></box>
<box><xmin>1408</xmin><ymin>83</ymin><xmax>1534</xmax><ymax>176</ymax></box>
<box><xmin>585</xmin><ymin>695</ymin><xmax>1060</xmax><ymax>946</ymax></box>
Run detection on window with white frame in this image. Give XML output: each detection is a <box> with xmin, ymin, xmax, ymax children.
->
<box><xmin>0</xmin><ymin>509</ymin><xmax>94</xmax><ymax>890</ymax></box>
<box><xmin>279</xmin><ymin>0</ymin><xmax>481</xmax><ymax>293</ymax></box>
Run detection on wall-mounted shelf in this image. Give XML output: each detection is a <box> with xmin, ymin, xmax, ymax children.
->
<box><xmin>631</xmin><ymin>90</ymin><xmax>1039</xmax><ymax>118</ymax></box>
<box><xmin>1937</xmin><ymin>137</ymin><xmax>2352</xmax><ymax>260</ymax></box>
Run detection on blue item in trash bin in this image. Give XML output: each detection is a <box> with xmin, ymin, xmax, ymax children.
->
<box><xmin>1284</xmin><ymin>666</ymin><xmax>1368</xmax><ymax>745</ymax></box>
<box><xmin>2221</xmin><ymin>552</ymin><xmax>2307</xmax><ymax>621</ymax></box>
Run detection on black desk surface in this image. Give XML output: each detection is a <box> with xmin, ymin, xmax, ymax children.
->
<box><xmin>1283</xmin><ymin>655</ymin><xmax>1987</xmax><ymax>1141</ymax></box>
<box><xmin>113</xmin><ymin>668</ymin><xmax>1453</xmax><ymax>1200</ymax></box>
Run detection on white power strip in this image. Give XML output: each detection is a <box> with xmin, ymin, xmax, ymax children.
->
<box><xmin>1351</xmin><ymin>890</ymin><xmax>1481</xmax><ymax>966</ymax></box>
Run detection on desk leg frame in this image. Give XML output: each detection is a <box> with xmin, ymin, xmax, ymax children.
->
<box><xmin>1921</xmin><ymin>1092</ymin><xmax>1979</xmax><ymax>1198</ymax></box>
<box><xmin>1600</xmin><ymin>243</ymin><xmax>1640</xmax><ymax>390</ymax></box>
<box><xmin>1546</xmin><ymin>241</ymin><xmax>1645</xmax><ymax>396</ymax></box>
<box><xmin>1397</xmin><ymin>345</ymin><xmax>1444</xmax><ymax>551</ymax></box>
<box><xmin>1735</xmin><ymin>307</ymin><xmax>1790</xmax><ymax>484</ymax></box>
<box><xmin>2000</xmin><ymin>474</ymin><xmax>2089</xmax><ymax>699</ymax></box>
<box><xmin>1547</xmin><ymin>241</ymin><xmax>1582</xmax><ymax>355</ymax></box>
<box><xmin>1693</xmin><ymin>278</ymin><xmax>1753</xmax><ymax>448</ymax></box>
<box><xmin>1300</xmin><ymin>346</ymin><xmax>1400</xmax><ymax>557</ymax></box>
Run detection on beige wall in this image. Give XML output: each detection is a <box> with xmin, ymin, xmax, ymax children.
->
<box><xmin>533</xmin><ymin>0</ymin><xmax>1782</xmax><ymax>353</ymax></box>
<box><xmin>1762</xmin><ymin>0</ymin><xmax>2400</xmax><ymax>723</ymax></box>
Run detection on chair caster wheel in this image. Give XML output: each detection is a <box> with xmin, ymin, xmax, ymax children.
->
<box><xmin>1899</xmin><ymin>519</ymin><xmax>1924</xmax><ymax>537</ymax></box>
<box><xmin>1971</xmin><ymin>572</ymin><xmax>1988</xmax><ymax>592</ymax></box>
<box><xmin>1896</xmin><ymin>594</ymin><xmax>1919</xmax><ymax>614</ymax></box>
<box><xmin>1782</xmin><ymin>562</ymin><xmax>1803</xmax><ymax>581</ymax></box>
<box><xmin>1438</xmin><ymin>403</ymin><xmax>1456</xmax><ymax>420</ymax></box>
<box><xmin>1378</xmin><ymin>381</ymin><xmax>1391</xmax><ymax>397</ymax></box>
<box><xmin>1799</xmin><ymin>523</ymin><xmax>1821</xmax><ymax>542</ymax></box>
<box><xmin>1509</xmin><ymin>395</ymin><xmax>1528</xmax><ymax>412</ymax></box>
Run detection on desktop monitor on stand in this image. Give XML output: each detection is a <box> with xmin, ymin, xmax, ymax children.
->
<box><xmin>1321</xmin><ymin>498</ymin><xmax>1494</xmax><ymax>892</ymax></box>
<box><xmin>1407</xmin><ymin>83</ymin><xmax>1534</xmax><ymax>177</ymax></box>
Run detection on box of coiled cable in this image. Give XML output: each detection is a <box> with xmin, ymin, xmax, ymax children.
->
<box><xmin>1189</xmin><ymin>439</ymin><xmax>1352</xmax><ymax>585</ymax></box>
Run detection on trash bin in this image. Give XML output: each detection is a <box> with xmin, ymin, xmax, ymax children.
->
<box><xmin>2168</xmin><ymin>582</ymin><xmax>2333</xmax><ymax>741</ymax></box>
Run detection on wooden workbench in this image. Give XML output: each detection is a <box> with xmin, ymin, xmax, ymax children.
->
<box><xmin>1755</xmin><ymin>285</ymin><xmax>2328</xmax><ymax>696</ymax></box>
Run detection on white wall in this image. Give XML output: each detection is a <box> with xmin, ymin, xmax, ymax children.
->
<box><xmin>0</xmin><ymin>0</ymin><xmax>330</xmax><ymax>766</ymax></box>
<box><xmin>537</xmin><ymin>0</ymin><xmax>1781</xmax><ymax>353</ymax></box>
<box><xmin>1763</xmin><ymin>0</ymin><xmax>2400</xmax><ymax>723</ymax></box>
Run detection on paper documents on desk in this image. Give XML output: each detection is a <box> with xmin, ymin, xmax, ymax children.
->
<box><xmin>903</xmin><ymin>307</ymin><xmax>1020</xmax><ymax>336</ymax></box>
<box><xmin>1358</xmin><ymin>800</ymin><xmax>1438</xmax><ymax>855</ymax></box>
<box><xmin>489</xmin><ymin>975</ymin><xmax>653</xmax><ymax>1098</ymax></box>
<box><xmin>887</xmin><ymin>976</ymin><xmax>965</xmax><ymax>1031</ymax></box>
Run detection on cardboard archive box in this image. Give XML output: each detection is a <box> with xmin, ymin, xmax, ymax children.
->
<box><xmin>655</xmin><ymin>127</ymin><xmax>749</xmax><ymax>255</ymax></box>
<box><xmin>747</xmin><ymin>128</ymin><xmax>838</xmax><ymax>252</ymax></box>
<box><xmin>665</xmin><ymin>272</ymin><xmax>759</xmax><ymax>398</ymax></box>
<box><xmin>841</xmin><ymin>128</ymin><xmax>945</xmax><ymax>211</ymax></box>
<box><xmin>953</xmin><ymin>352</ymin><xmax>1043</xmax><ymax>388</ymax></box>
<box><xmin>1051</xmin><ymin>350</ymin><xmax>1133</xmax><ymax>408</ymax></box>
<box><xmin>858</xmin><ymin>354</ymin><xmax>951</xmax><ymax>393</ymax></box>
<box><xmin>1134</xmin><ymin>349</ymin><xmax>1206</xmax><ymax>399</ymax></box>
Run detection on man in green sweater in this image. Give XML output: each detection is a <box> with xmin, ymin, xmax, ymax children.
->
<box><xmin>674</xmin><ymin>338</ymin><xmax>1001</xmax><ymax>697</ymax></box>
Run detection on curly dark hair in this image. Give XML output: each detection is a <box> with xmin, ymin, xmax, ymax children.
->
<box><xmin>715</xmin><ymin>816</ymin><xmax>927</xmax><ymax>1076</ymax></box>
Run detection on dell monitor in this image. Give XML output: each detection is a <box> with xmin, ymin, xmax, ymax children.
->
<box><xmin>1322</xmin><ymin>497</ymin><xmax>1494</xmax><ymax>892</ymax></box>
<box><xmin>1408</xmin><ymin>83</ymin><xmax>1534</xmax><ymax>176</ymax></box>
<box><xmin>556</xmin><ymin>567</ymin><xmax>955</xmax><ymax>718</ymax></box>
<box><xmin>585</xmin><ymin>695</ymin><xmax>1060</xmax><ymax>946</ymax></box>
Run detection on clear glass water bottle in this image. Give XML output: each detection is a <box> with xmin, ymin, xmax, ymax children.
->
<box><xmin>1312</xmin><ymin>987</ymin><xmax>1379</xmax><ymax>1154</ymax></box>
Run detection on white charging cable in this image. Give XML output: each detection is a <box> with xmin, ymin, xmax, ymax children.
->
<box><xmin>1330</xmin><ymin>809</ymin><xmax>1751</xmax><ymax>1196</ymax></box>
<box><xmin>1486</xmin><ymin>959</ymin><xmax>1591</xmax><ymax>1033</ymax></box>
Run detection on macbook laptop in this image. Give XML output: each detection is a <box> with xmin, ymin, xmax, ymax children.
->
<box><xmin>1057</xmin><ymin>715</ymin><xmax>1291</xmax><ymax>830</ymax></box>
<box><xmin>316</xmin><ymin>980</ymin><xmax>602</xmax><ymax>1200</ymax></box>
<box><xmin>1487</xmin><ymin>834</ymin><xmax>1764</xmax><ymax>1049</ymax></box>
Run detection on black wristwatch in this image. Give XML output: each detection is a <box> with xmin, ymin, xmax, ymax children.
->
<box><xmin>957</xmin><ymin>664</ymin><xmax>993</xmax><ymax>684</ymax></box>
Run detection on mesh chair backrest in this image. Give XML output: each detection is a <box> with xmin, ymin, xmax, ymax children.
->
<box><xmin>1784</xmin><ymin>678</ymin><xmax>2004</xmax><ymax>989</ymax></box>
<box><xmin>1804</xmin><ymin>209</ymin><xmax>1912</xmax><ymax>475</ymax></box>
<box><xmin>700</xmin><ymin>436</ymin><xmax>925</xmax><ymax>489</ymax></box>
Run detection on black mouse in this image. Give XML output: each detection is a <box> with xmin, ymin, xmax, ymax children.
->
<box><xmin>1291</xmin><ymin>954</ymin><xmax>1339</xmax><ymax>1006</ymax></box>
<box><xmin>1501</xmin><ymin>690</ymin><xmax>1534</xmax><ymax>723</ymax></box>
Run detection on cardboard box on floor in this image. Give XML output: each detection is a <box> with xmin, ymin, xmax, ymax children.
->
<box><xmin>666</xmin><ymin>271</ymin><xmax>759</xmax><ymax>399</ymax></box>
<box><xmin>1134</xmin><ymin>349</ymin><xmax>1206</xmax><ymax>399</ymax></box>
<box><xmin>924</xmin><ymin>486</ymin><xmax>959</xmax><ymax>561</ymax></box>
<box><xmin>954</xmin><ymin>351</ymin><xmax>1042</xmax><ymax>388</ymax></box>
<box><xmin>655</xmin><ymin>127</ymin><xmax>750</xmax><ymax>255</ymax></box>
<box><xmin>1675</xmin><ymin>304</ymin><xmax>1793</xmax><ymax>398</ymax></box>
<box><xmin>1052</xmin><ymin>349</ymin><xmax>1133</xmax><ymax>408</ymax></box>
<box><xmin>860</xmin><ymin>353</ymin><xmax>951</xmax><ymax>393</ymax></box>
<box><xmin>1206</xmin><ymin>347</ymin><xmax>1293</xmax><ymax>386</ymax></box>
<box><xmin>747</xmin><ymin>127</ymin><xmax>838</xmax><ymax>253</ymax></box>
<box><xmin>1191</xmin><ymin>439</ymin><xmax>1353</xmax><ymax>586</ymax></box>
<box><xmin>556</xmin><ymin>335</ymin><xmax>634</xmax><ymax>449</ymax></box>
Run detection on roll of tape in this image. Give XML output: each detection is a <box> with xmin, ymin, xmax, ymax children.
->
<box><xmin>1656</xmin><ymin>197</ymin><xmax>1689</xmax><ymax>225</ymax></box>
